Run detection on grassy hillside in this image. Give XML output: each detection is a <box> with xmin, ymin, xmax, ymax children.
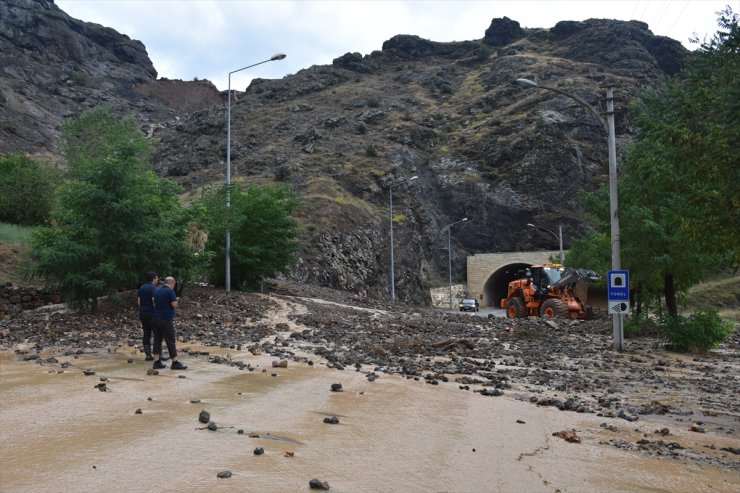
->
<box><xmin>0</xmin><ymin>222</ymin><xmax>37</xmax><ymax>285</ymax></box>
<box><xmin>684</xmin><ymin>273</ymin><xmax>740</xmax><ymax>324</ymax></box>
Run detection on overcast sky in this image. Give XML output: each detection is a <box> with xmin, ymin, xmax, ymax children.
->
<box><xmin>54</xmin><ymin>0</ymin><xmax>731</xmax><ymax>91</ymax></box>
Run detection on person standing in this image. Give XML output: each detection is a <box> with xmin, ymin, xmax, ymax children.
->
<box><xmin>137</xmin><ymin>272</ymin><xmax>158</xmax><ymax>361</ymax></box>
<box><xmin>152</xmin><ymin>276</ymin><xmax>187</xmax><ymax>370</ymax></box>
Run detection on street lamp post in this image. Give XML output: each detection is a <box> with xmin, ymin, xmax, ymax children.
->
<box><xmin>226</xmin><ymin>53</ymin><xmax>286</xmax><ymax>292</ymax></box>
<box><xmin>388</xmin><ymin>176</ymin><xmax>418</xmax><ymax>302</ymax></box>
<box><xmin>527</xmin><ymin>222</ymin><xmax>564</xmax><ymax>264</ymax></box>
<box><xmin>445</xmin><ymin>218</ymin><xmax>468</xmax><ymax>310</ymax></box>
<box><xmin>516</xmin><ymin>77</ymin><xmax>623</xmax><ymax>350</ymax></box>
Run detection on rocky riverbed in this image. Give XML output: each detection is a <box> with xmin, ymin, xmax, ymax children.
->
<box><xmin>2</xmin><ymin>280</ymin><xmax>739</xmax><ymax>479</ymax></box>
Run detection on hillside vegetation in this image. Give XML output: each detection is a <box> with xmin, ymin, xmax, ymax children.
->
<box><xmin>0</xmin><ymin>223</ymin><xmax>36</xmax><ymax>285</ymax></box>
<box><xmin>685</xmin><ymin>274</ymin><xmax>740</xmax><ymax>323</ymax></box>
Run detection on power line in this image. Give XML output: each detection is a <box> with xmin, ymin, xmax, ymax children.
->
<box><xmin>639</xmin><ymin>0</ymin><xmax>652</xmax><ymax>21</ymax></box>
<box><xmin>665</xmin><ymin>0</ymin><xmax>691</xmax><ymax>39</ymax></box>
<box><xmin>652</xmin><ymin>0</ymin><xmax>673</xmax><ymax>31</ymax></box>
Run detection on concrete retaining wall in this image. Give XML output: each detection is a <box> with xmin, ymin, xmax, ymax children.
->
<box><xmin>429</xmin><ymin>284</ymin><xmax>466</xmax><ymax>309</ymax></box>
<box><xmin>0</xmin><ymin>284</ymin><xmax>61</xmax><ymax>319</ymax></box>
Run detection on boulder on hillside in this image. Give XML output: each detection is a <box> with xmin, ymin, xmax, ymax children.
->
<box><xmin>333</xmin><ymin>52</ymin><xmax>375</xmax><ymax>73</ymax></box>
<box><xmin>483</xmin><ymin>17</ymin><xmax>525</xmax><ymax>47</ymax></box>
<box><xmin>550</xmin><ymin>19</ymin><xmax>688</xmax><ymax>75</ymax></box>
<box><xmin>382</xmin><ymin>35</ymin><xmax>440</xmax><ymax>59</ymax></box>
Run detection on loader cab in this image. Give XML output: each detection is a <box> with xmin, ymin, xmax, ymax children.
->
<box><xmin>530</xmin><ymin>265</ymin><xmax>564</xmax><ymax>298</ymax></box>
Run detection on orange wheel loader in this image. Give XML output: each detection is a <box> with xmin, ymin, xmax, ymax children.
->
<box><xmin>500</xmin><ymin>264</ymin><xmax>600</xmax><ymax>319</ymax></box>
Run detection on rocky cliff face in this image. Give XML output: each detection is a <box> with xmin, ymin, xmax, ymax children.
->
<box><xmin>0</xmin><ymin>0</ymin><xmax>221</xmax><ymax>156</ymax></box>
<box><xmin>0</xmin><ymin>1</ymin><xmax>688</xmax><ymax>304</ymax></box>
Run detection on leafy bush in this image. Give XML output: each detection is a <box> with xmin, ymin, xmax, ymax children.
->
<box><xmin>623</xmin><ymin>313</ymin><xmax>664</xmax><ymax>338</ymax></box>
<box><xmin>482</xmin><ymin>169</ymin><xmax>501</xmax><ymax>182</ymax></box>
<box><xmin>0</xmin><ymin>155</ymin><xmax>61</xmax><ymax>225</ymax></box>
<box><xmin>366</xmin><ymin>97</ymin><xmax>380</xmax><ymax>108</ymax></box>
<box><xmin>623</xmin><ymin>317</ymin><xmax>642</xmax><ymax>339</ymax></box>
<box><xmin>198</xmin><ymin>184</ymin><xmax>299</xmax><ymax>290</ymax></box>
<box><xmin>69</xmin><ymin>69</ymin><xmax>90</xmax><ymax>87</ymax></box>
<box><xmin>274</xmin><ymin>164</ymin><xmax>291</xmax><ymax>181</ymax></box>
<box><xmin>473</xmin><ymin>47</ymin><xmax>491</xmax><ymax>62</ymax></box>
<box><xmin>664</xmin><ymin>310</ymin><xmax>735</xmax><ymax>352</ymax></box>
<box><xmin>395</xmin><ymin>72</ymin><xmax>413</xmax><ymax>84</ymax></box>
<box><xmin>365</xmin><ymin>144</ymin><xmax>378</xmax><ymax>157</ymax></box>
<box><xmin>392</xmin><ymin>213</ymin><xmax>407</xmax><ymax>224</ymax></box>
<box><xmin>439</xmin><ymin>83</ymin><xmax>454</xmax><ymax>94</ymax></box>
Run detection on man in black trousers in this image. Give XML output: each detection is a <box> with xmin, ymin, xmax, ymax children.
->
<box><xmin>152</xmin><ymin>276</ymin><xmax>187</xmax><ymax>370</ymax></box>
<box><xmin>137</xmin><ymin>272</ymin><xmax>158</xmax><ymax>361</ymax></box>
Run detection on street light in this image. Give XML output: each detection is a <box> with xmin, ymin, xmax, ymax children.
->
<box><xmin>445</xmin><ymin>217</ymin><xmax>468</xmax><ymax>310</ymax></box>
<box><xmin>516</xmin><ymin>77</ymin><xmax>623</xmax><ymax>350</ymax></box>
<box><xmin>226</xmin><ymin>53</ymin><xmax>286</xmax><ymax>292</ymax></box>
<box><xmin>527</xmin><ymin>222</ymin><xmax>564</xmax><ymax>264</ymax></box>
<box><xmin>388</xmin><ymin>175</ymin><xmax>418</xmax><ymax>302</ymax></box>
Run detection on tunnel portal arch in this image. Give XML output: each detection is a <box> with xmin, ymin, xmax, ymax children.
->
<box><xmin>483</xmin><ymin>263</ymin><xmax>531</xmax><ymax>308</ymax></box>
<box><xmin>467</xmin><ymin>251</ymin><xmax>560</xmax><ymax>308</ymax></box>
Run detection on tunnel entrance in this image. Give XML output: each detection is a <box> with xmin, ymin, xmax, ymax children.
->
<box><xmin>467</xmin><ymin>251</ymin><xmax>561</xmax><ymax>308</ymax></box>
<box><xmin>482</xmin><ymin>263</ymin><xmax>532</xmax><ymax>308</ymax></box>
<box><xmin>479</xmin><ymin>263</ymin><xmax>609</xmax><ymax>311</ymax></box>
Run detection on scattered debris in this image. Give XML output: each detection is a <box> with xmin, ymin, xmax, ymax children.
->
<box><xmin>554</xmin><ymin>430</ymin><xmax>581</xmax><ymax>443</ymax></box>
<box><xmin>309</xmin><ymin>478</ymin><xmax>330</xmax><ymax>490</ymax></box>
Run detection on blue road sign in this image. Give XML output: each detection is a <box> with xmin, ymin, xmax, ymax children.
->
<box><xmin>607</xmin><ymin>270</ymin><xmax>629</xmax><ymax>301</ymax></box>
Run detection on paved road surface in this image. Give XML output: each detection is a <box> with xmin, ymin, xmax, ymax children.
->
<box><xmin>448</xmin><ymin>308</ymin><xmax>506</xmax><ymax>318</ymax></box>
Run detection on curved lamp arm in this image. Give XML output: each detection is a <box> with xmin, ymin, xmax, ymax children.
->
<box><xmin>516</xmin><ymin>78</ymin><xmax>607</xmax><ymax>132</ymax></box>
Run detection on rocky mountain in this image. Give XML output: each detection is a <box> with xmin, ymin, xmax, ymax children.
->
<box><xmin>0</xmin><ymin>0</ymin><xmax>689</xmax><ymax>304</ymax></box>
<box><xmin>0</xmin><ymin>0</ymin><xmax>222</xmax><ymax>157</ymax></box>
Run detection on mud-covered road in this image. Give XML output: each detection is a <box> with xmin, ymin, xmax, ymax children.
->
<box><xmin>1</xmin><ymin>280</ymin><xmax>738</xmax><ymax>491</ymax></box>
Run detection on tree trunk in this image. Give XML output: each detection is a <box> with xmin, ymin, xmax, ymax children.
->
<box><xmin>663</xmin><ymin>272</ymin><xmax>678</xmax><ymax>317</ymax></box>
<box><xmin>634</xmin><ymin>281</ymin><xmax>642</xmax><ymax>320</ymax></box>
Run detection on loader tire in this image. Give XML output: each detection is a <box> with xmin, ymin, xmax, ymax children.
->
<box><xmin>506</xmin><ymin>297</ymin><xmax>525</xmax><ymax>319</ymax></box>
<box><xmin>540</xmin><ymin>298</ymin><xmax>568</xmax><ymax>318</ymax></box>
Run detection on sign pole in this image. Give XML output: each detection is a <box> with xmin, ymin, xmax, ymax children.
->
<box><xmin>607</xmin><ymin>270</ymin><xmax>630</xmax><ymax>350</ymax></box>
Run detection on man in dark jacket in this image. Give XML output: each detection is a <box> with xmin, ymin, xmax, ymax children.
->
<box><xmin>152</xmin><ymin>276</ymin><xmax>187</xmax><ymax>370</ymax></box>
<box><xmin>137</xmin><ymin>272</ymin><xmax>158</xmax><ymax>361</ymax></box>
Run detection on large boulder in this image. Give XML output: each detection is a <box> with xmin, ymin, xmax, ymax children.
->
<box><xmin>483</xmin><ymin>17</ymin><xmax>525</xmax><ymax>47</ymax></box>
<box><xmin>382</xmin><ymin>34</ymin><xmax>441</xmax><ymax>59</ymax></box>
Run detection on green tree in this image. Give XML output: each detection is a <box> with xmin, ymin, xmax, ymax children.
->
<box><xmin>565</xmin><ymin>188</ymin><xmax>612</xmax><ymax>274</ymax></box>
<box><xmin>199</xmin><ymin>184</ymin><xmax>299</xmax><ymax>290</ymax></box>
<box><xmin>621</xmin><ymin>7</ymin><xmax>739</xmax><ymax>317</ymax></box>
<box><xmin>30</xmin><ymin>107</ymin><xmax>195</xmax><ymax>311</ymax></box>
<box><xmin>568</xmin><ymin>8</ymin><xmax>738</xmax><ymax>319</ymax></box>
<box><xmin>0</xmin><ymin>155</ymin><xmax>61</xmax><ymax>225</ymax></box>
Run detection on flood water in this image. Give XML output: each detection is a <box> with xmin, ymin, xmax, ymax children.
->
<box><xmin>0</xmin><ymin>347</ymin><xmax>736</xmax><ymax>493</ymax></box>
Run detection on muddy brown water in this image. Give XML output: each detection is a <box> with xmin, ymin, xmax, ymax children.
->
<box><xmin>0</xmin><ymin>347</ymin><xmax>736</xmax><ymax>493</ymax></box>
